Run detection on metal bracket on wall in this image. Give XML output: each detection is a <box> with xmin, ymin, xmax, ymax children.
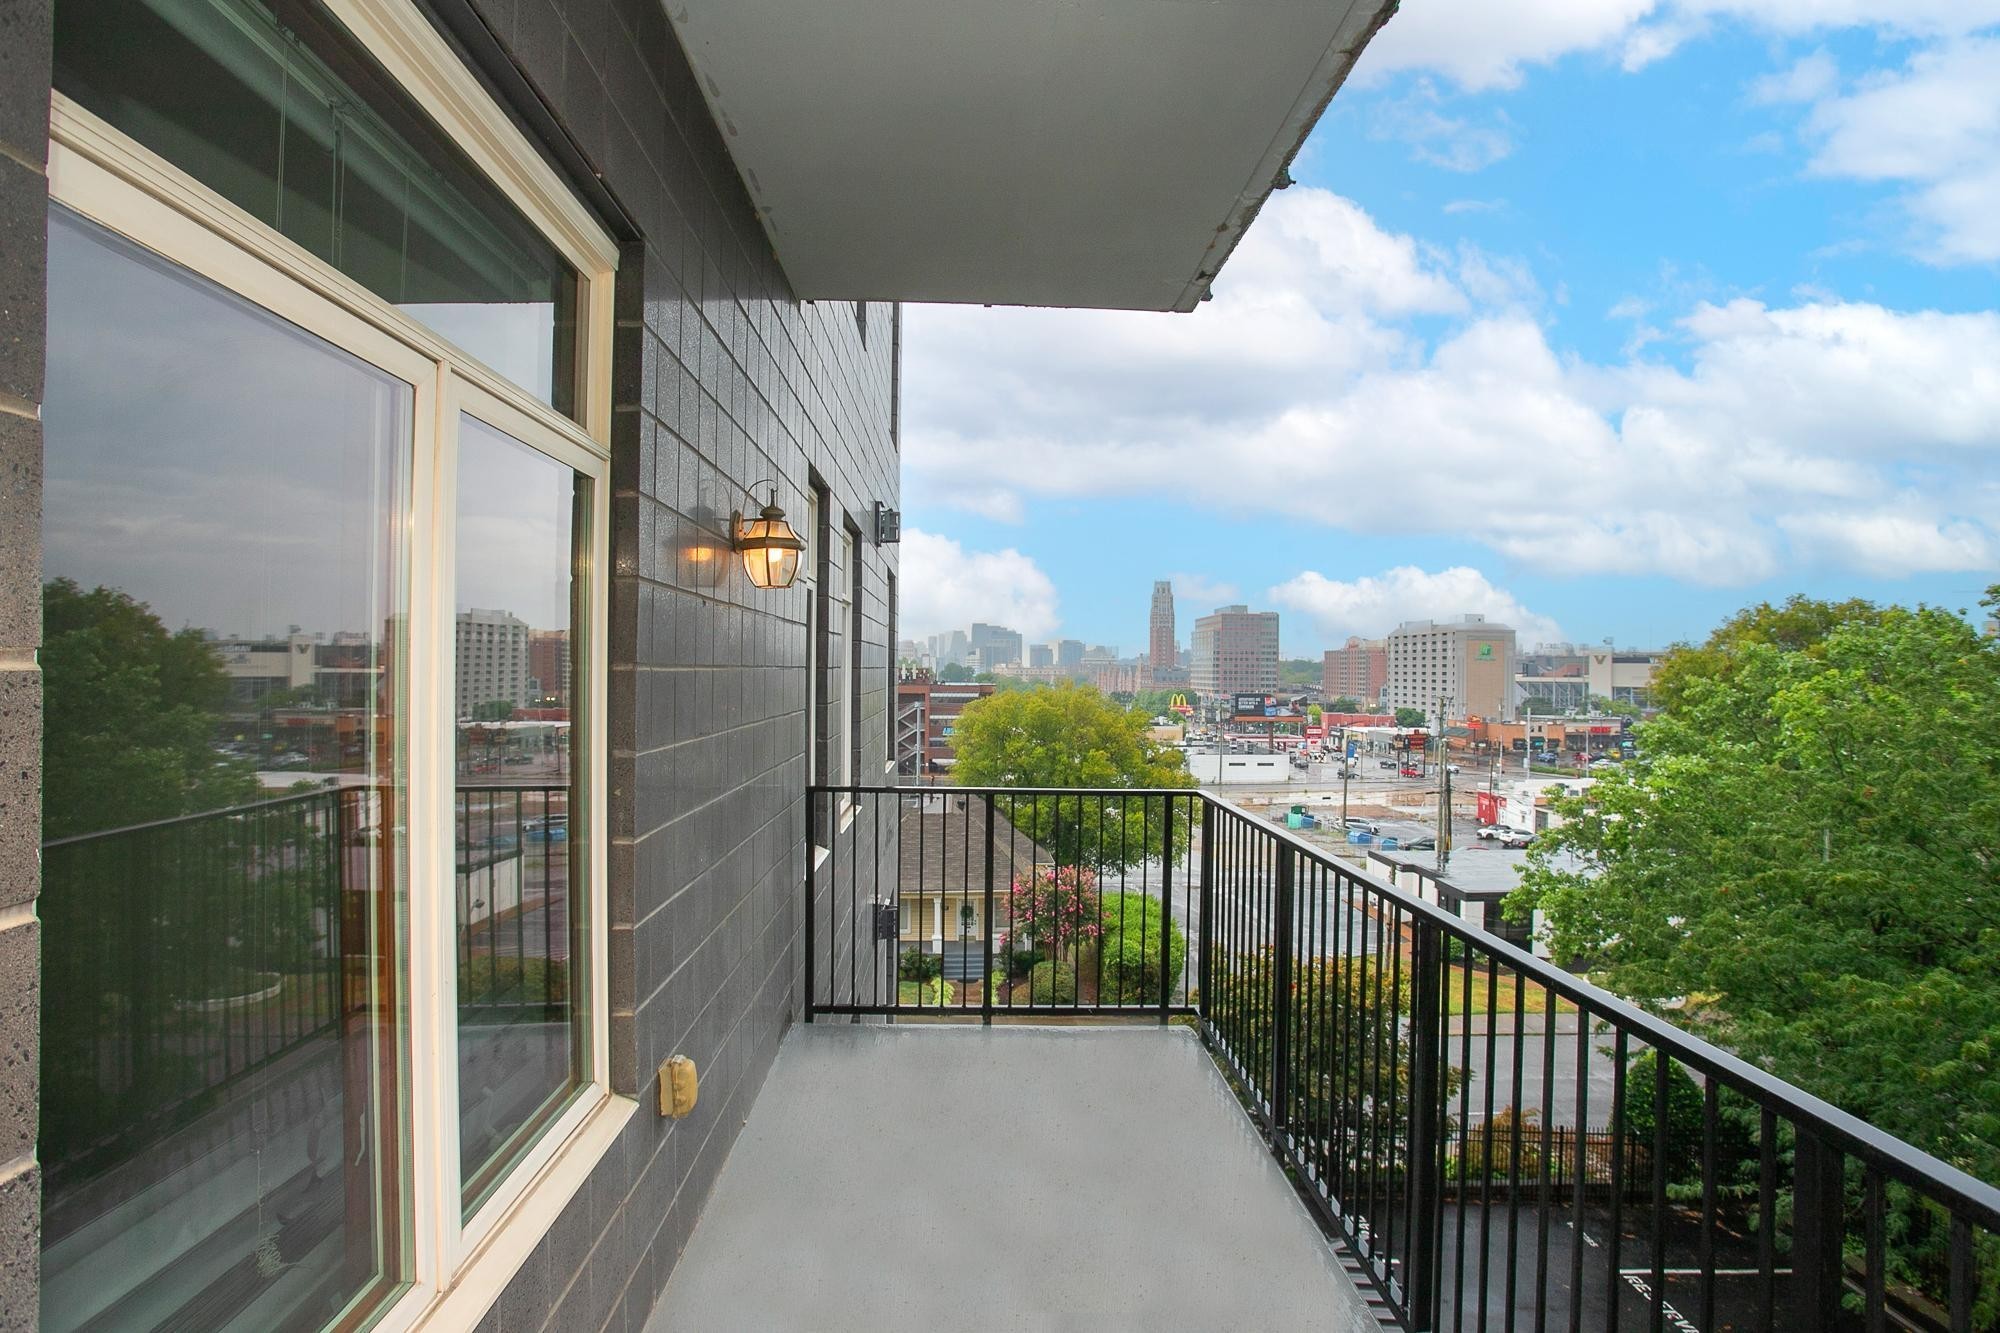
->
<box><xmin>874</xmin><ymin>502</ymin><xmax>900</xmax><ymax>545</ymax></box>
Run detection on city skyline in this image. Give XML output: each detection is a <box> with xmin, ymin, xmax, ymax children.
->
<box><xmin>896</xmin><ymin>6</ymin><xmax>2000</xmax><ymax>659</ymax></box>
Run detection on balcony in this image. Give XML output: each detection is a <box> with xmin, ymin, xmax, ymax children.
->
<box><xmin>38</xmin><ymin>782</ymin><xmax>2000</xmax><ymax>1330</ymax></box>
<box><xmin>765</xmin><ymin>785</ymin><xmax>2000</xmax><ymax>1332</ymax></box>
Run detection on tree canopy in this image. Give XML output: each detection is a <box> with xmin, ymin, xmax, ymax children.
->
<box><xmin>1511</xmin><ymin>590</ymin><xmax>2000</xmax><ymax>1189</ymax></box>
<box><xmin>42</xmin><ymin>579</ymin><xmax>258</xmax><ymax>839</ymax></box>
<box><xmin>950</xmin><ymin>681</ymin><xmax>1193</xmax><ymax>869</ymax></box>
<box><xmin>1393</xmin><ymin>706</ymin><xmax>1427</xmax><ymax>727</ymax></box>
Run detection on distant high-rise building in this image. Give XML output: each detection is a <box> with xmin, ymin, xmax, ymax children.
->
<box><xmin>969</xmin><ymin>622</ymin><xmax>1022</xmax><ymax>667</ymax></box>
<box><xmin>1029</xmin><ymin>643</ymin><xmax>1054</xmax><ymax>668</ymax></box>
<box><xmin>1321</xmin><ymin>636</ymin><xmax>1386</xmax><ymax>704</ymax></box>
<box><xmin>527</xmin><ymin>628</ymin><xmax>572</xmax><ymax>706</ymax></box>
<box><xmin>1055</xmin><ymin>639</ymin><xmax>1085</xmax><ymax>669</ymax></box>
<box><xmin>456</xmin><ymin>608</ymin><xmax>530</xmax><ymax>716</ymax></box>
<box><xmin>1190</xmin><ymin>605</ymin><xmax>1279</xmax><ymax>702</ymax></box>
<box><xmin>1152</xmin><ymin>580</ymin><xmax>1176</xmax><ymax>676</ymax></box>
<box><xmin>1383</xmin><ymin>615</ymin><xmax>1516</xmax><ymax>722</ymax></box>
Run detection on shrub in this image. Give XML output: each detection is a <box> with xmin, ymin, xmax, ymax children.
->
<box><xmin>1007</xmin><ymin>947</ymin><xmax>1043</xmax><ymax>980</ymax></box>
<box><xmin>1026</xmin><ymin>959</ymin><xmax>1077</xmax><ymax>1005</ymax></box>
<box><xmin>899</xmin><ymin>949</ymin><xmax>941</xmax><ymax>983</ymax></box>
<box><xmin>1619</xmin><ymin>1048</ymin><xmax>1708</xmax><ymax>1183</ymax></box>
<box><xmin>1096</xmin><ymin>891</ymin><xmax>1187</xmax><ymax>1004</ymax></box>
<box><xmin>1455</xmin><ymin>1105</ymin><xmax>1543</xmax><ymax>1178</ymax></box>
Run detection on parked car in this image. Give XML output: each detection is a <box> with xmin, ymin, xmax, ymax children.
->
<box><xmin>1495</xmin><ymin>828</ymin><xmax>1533</xmax><ymax>848</ymax></box>
<box><xmin>1343</xmin><ymin>817</ymin><xmax>1379</xmax><ymax>834</ymax></box>
<box><xmin>1476</xmin><ymin>824</ymin><xmax>1499</xmax><ymax>840</ymax></box>
<box><xmin>523</xmin><ymin>815</ymin><xmax>569</xmax><ymax>843</ymax></box>
<box><xmin>1377</xmin><ymin>758</ymin><xmax>1395</xmax><ymax>769</ymax></box>
<box><xmin>1402</xmin><ymin>836</ymin><xmax>1436</xmax><ymax>851</ymax></box>
<box><xmin>1399</xmin><ymin>766</ymin><xmax>1422</xmax><ymax>778</ymax></box>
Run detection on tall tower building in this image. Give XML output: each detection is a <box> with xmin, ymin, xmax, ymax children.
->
<box><xmin>1152</xmin><ymin>580</ymin><xmax>1176</xmax><ymax>676</ymax></box>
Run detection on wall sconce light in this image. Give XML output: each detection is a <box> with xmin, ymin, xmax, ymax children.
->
<box><xmin>732</xmin><ymin>482</ymin><xmax>806</xmax><ymax>590</ymax></box>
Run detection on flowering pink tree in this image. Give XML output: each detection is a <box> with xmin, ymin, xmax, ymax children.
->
<box><xmin>1008</xmin><ymin>865</ymin><xmax>1101</xmax><ymax>959</ymax></box>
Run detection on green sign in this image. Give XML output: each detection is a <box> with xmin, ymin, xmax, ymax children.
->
<box><xmin>1476</xmin><ymin>642</ymin><xmax>1494</xmax><ymax>660</ymax></box>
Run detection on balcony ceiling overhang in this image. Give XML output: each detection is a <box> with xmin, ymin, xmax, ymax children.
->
<box><xmin>667</xmin><ymin>0</ymin><xmax>1398</xmax><ymax>312</ymax></box>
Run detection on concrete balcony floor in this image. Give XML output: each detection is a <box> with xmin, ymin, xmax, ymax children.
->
<box><xmin>646</xmin><ymin>1024</ymin><xmax>1380</xmax><ymax>1331</ymax></box>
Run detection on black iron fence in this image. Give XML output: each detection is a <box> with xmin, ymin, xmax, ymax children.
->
<box><xmin>40</xmin><ymin>781</ymin><xmax>568</xmax><ymax>1192</ymax></box>
<box><xmin>808</xmin><ymin>784</ymin><xmax>2000</xmax><ymax>1331</ymax></box>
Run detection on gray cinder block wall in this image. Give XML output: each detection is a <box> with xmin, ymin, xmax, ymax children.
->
<box><xmin>450</xmin><ymin>1</ymin><xmax>899</xmax><ymax>1329</ymax></box>
<box><xmin>0</xmin><ymin>0</ymin><xmax>47</xmax><ymax>1325</ymax></box>
<box><xmin>0</xmin><ymin>0</ymin><xmax>898</xmax><ymax>1326</ymax></box>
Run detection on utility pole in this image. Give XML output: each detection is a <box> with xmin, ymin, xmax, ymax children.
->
<box><xmin>1339</xmin><ymin>726</ymin><xmax>1351</xmax><ymax>832</ymax></box>
<box><xmin>1435</xmin><ymin>694</ymin><xmax>1452</xmax><ymax>873</ymax></box>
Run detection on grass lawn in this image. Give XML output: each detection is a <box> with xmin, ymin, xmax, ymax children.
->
<box><xmin>897</xmin><ymin>979</ymin><xmax>989</xmax><ymax>1006</ymax></box>
<box><xmin>1445</xmin><ymin>963</ymin><xmax>1575</xmax><ymax>1017</ymax></box>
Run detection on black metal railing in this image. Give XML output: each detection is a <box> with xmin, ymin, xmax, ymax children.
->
<box><xmin>807</xmin><ymin>783</ymin><xmax>2000</xmax><ymax>1330</ymax></box>
<box><xmin>40</xmin><ymin>781</ymin><xmax>569</xmax><ymax>1193</ymax></box>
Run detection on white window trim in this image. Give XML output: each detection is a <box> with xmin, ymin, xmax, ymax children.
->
<box><xmin>46</xmin><ymin>0</ymin><xmax>626</xmax><ymax>1318</ymax></box>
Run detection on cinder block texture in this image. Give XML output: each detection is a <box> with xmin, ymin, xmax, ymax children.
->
<box><xmin>466</xmin><ymin>1</ymin><xmax>900</xmax><ymax>1329</ymax></box>
<box><xmin>0</xmin><ymin>153</ymin><xmax>46</xmax><ymax>406</ymax></box>
<box><xmin>0</xmin><ymin>411</ymin><xmax>39</xmax><ymax>650</ymax></box>
<box><xmin>0</xmin><ymin>670</ymin><xmax>37</xmax><ymax>911</ymax></box>
<box><xmin>0</xmin><ymin>922</ymin><xmax>34</xmax><ymax>1164</ymax></box>
<box><xmin>0</xmin><ymin>1162</ymin><xmax>37</xmax><ymax>1333</ymax></box>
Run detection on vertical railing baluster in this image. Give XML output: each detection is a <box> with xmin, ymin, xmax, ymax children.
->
<box><xmin>982</xmin><ymin>795</ymin><xmax>995</xmax><ymax>1025</ymax></box>
<box><xmin>804</xmin><ymin>785</ymin><xmax>816</xmax><ymax>1022</ymax></box>
<box><xmin>1405</xmin><ymin>915</ymin><xmax>1445</xmax><ymax>1332</ymax></box>
<box><xmin>1157</xmin><ymin>795</ymin><xmax>1174</xmax><ymax>1025</ymax></box>
<box><xmin>1198</xmin><ymin>798</ymin><xmax>1214</xmax><ymax>1022</ymax></box>
<box><xmin>1271</xmin><ymin>841</ymin><xmax>1295</xmax><ymax>1138</ymax></box>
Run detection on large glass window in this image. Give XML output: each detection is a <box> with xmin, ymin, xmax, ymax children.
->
<box><xmin>54</xmin><ymin>0</ymin><xmax>580</xmax><ymax>415</ymax></box>
<box><xmin>42</xmin><ymin>0</ymin><xmax>615</xmax><ymax>1323</ymax></box>
<box><xmin>40</xmin><ymin>205</ymin><xmax>411</xmax><ymax>1332</ymax></box>
<box><xmin>452</xmin><ymin>412</ymin><xmax>589</xmax><ymax>1214</ymax></box>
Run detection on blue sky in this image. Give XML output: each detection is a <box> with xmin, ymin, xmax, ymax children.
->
<box><xmin>898</xmin><ymin>3</ymin><xmax>2000</xmax><ymax>658</ymax></box>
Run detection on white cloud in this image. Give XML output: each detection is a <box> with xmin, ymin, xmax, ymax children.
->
<box><xmin>1367</xmin><ymin>81</ymin><xmax>1515</xmax><ymax>171</ymax></box>
<box><xmin>1354</xmin><ymin>1</ymin><xmax>2000</xmax><ymax>92</ymax></box>
<box><xmin>904</xmin><ymin>190</ymin><xmax>2000</xmax><ymax>587</ymax></box>
<box><xmin>1778</xmin><ymin>510</ymin><xmax>1998</xmax><ymax>575</ymax></box>
<box><xmin>1443</xmin><ymin>198</ymin><xmax>1505</xmax><ymax>215</ymax></box>
<box><xmin>1749</xmin><ymin>49</ymin><xmax>1838</xmax><ymax>104</ymax></box>
<box><xmin>898</xmin><ymin>529</ymin><xmax>1060</xmax><ymax>640</ymax></box>
<box><xmin>1798</xmin><ymin>36</ymin><xmax>2000</xmax><ymax>263</ymax></box>
<box><xmin>1270</xmin><ymin>567</ymin><xmax>1566</xmax><ymax>646</ymax></box>
<box><xmin>1168</xmin><ymin>573</ymin><xmax>1239</xmax><ymax>608</ymax></box>
<box><xmin>1356</xmin><ymin>0</ymin><xmax>1658</xmax><ymax>92</ymax></box>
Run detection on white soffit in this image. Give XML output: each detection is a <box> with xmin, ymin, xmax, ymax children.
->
<box><xmin>667</xmin><ymin>0</ymin><xmax>1397</xmax><ymax>312</ymax></box>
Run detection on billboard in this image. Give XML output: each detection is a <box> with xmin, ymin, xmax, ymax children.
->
<box><xmin>1232</xmin><ymin>692</ymin><xmax>1277</xmax><ymax>716</ymax></box>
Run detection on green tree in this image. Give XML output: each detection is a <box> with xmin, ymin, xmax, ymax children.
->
<box><xmin>470</xmin><ymin>698</ymin><xmax>517</xmax><ymax>722</ymax></box>
<box><xmin>41</xmin><ymin>579</ymin><xmax>258</xmax><ymax>838</ymax></box>
<box><xmin>1511</xmin><ymin>591</ymin><xmax>2000</xmax><ymax>1241</ymax></box>
<box><xmin>1096</xmin><ymin>890</ymin><xmax>1186</xmax><ymax>1003</ymax></box>
<box><xmin>1326</xmin><ymin>695</ymin><xmax>1362</xmax><ymax>713</ymax></box>
<box><xmin>937</xmin><ymin>661</ymin><xmax>971</xmax><ymax>682</ymax></box>
<box><xmin>1279</xmin><ymin>658</ymin><xmax>1320</xmax><ymax>686</ymax></box>
<box><xmin>951</xmin><ymin>681</ymin><xmax>1193</xmax><ymax>870</ymax></box>
<box><xmin>1306</xmin><ymin>704</ymin><xmax>1323</xmax><ymax>725</ymax></box>
<box><xmin>1393</xmin><ymin>706</ymin><xmax>1427</xmax><ymax>727</ymax></box>
<box><xmin>1520</xmin><ymin>697</ymin><xmax>1564</xmax><ymax>716</ymax></box>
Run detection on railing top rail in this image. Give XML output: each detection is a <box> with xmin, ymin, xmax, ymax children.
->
<box><xmin>809</xmin><ymin>781</ymin><xmax>2000</xmax><ymax>1228</ymax></box>
<box><xmin>40</xmin><ymin>784</ymin><xmax>350</xmax><ymax>849</ymax></box>
<box><xmin>43</xmin><ymin>781</ymin><xmax>569</xmax><ymax>850</ymax></box>
<box><xmin>1199</xmin><ymin>786</ymin><xmax>2000</xmax><ymax>1229</ymax></box>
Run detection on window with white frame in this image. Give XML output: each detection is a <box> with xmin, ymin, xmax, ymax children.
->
<box><xmin>38</xmin><ymin>0</ymin><xmax>617</xmax><ymax>1328</ymax></box>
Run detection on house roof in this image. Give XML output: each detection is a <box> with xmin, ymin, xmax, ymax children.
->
<box><xmin>898</xmin><ymin>791</ymin><xmax>1048</xmax><ymax>896</ymax></box>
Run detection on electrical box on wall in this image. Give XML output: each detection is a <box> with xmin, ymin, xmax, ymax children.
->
<box><xmin>874</xmin><ymin>502</ymin><xmax>900</xmax><ymax>545</ymax></box>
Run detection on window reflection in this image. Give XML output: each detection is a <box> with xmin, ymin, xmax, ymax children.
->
<box><xmin>55</xmin><ymin>0</ymin><xmax>580</xmax><ymax>414</ymax></box>
<box><xmin>39</xmin><ymin>206</ymin><xmax>409</xmax><ymax>1331</ymax></box>
<box><xmin>453</xmin><ymin>414</ymin><xmax>588</xmax><ymax>1213</ymax></box>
